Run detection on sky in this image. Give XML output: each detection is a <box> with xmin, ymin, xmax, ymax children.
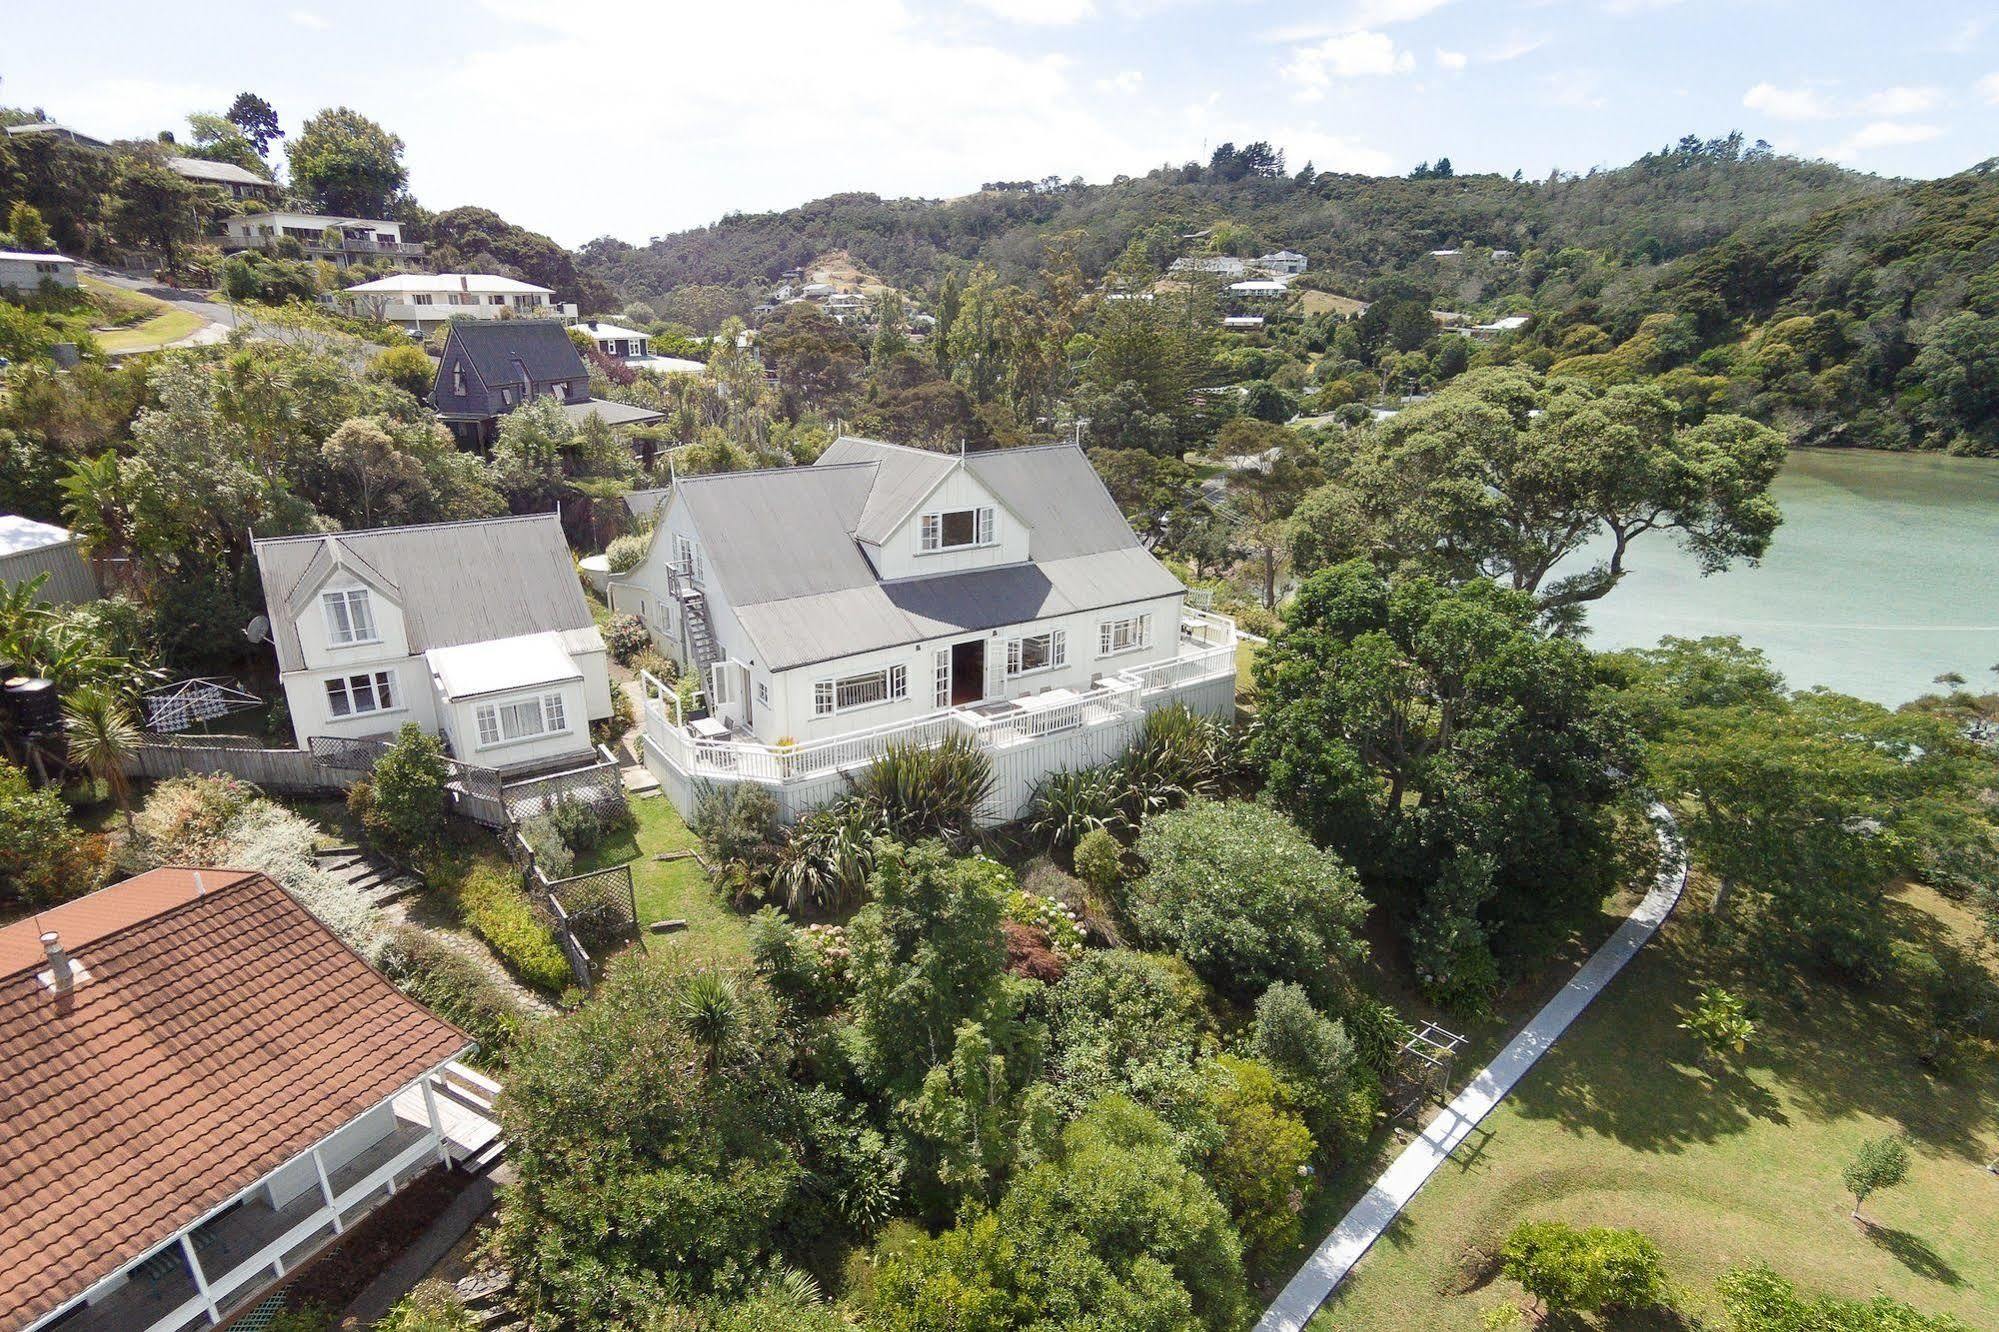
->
<box><xmin>6</xmin><ymin>0</ymin><xmax>1998</xmax><ymax>248</ymax></box>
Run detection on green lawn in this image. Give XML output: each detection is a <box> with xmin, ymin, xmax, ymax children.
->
<box><xmin>1305</xmin><ymin>883</ymin><xmax>1999</xmax><ymax>1330</ymax></box>
<box><xmin>94</xmin><ymin>304</ymin><xmax>204</xmax><ymax>352</ymax></box>
<box><xmin>579</xmin><ymin>795</ymin><xmax>747</xmax><ymax>961</ymax></box>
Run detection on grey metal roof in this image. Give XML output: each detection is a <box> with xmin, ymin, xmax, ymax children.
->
<box><xmin>253</xmin><ymin>513</ymin><xmax>598</xmax><ymax>673</ymax></box>
<box><xmin>443</xmin><ymin>320</ymin><xmax>585</xmax><ymax>388</ymax></box>
<box><xmin>561</xmin><ymin>398</ymin><xmax>666</xmax><ymax>428</ymax></box>
<box><xmin>166</xmin><ymin>156</ymin><xmax>271</xmax><ymax>187</ymax></box>
<box><xmin>623</xmin><ymin>487</ymin><xmax>671</xmax><ymax>520</ymax></box>
<box><xmin>667</xmin><ymin>437</ymin><xmax>1183</xmax><ymax>671</ymax></box>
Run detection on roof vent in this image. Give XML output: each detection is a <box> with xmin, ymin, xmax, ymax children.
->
<box><xmin>39</xmin><ymin>931</ymin><xmax>88</xmax><ymax>995</ymax></box>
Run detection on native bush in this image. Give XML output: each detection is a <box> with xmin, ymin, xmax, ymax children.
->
<box><xmin>604</xmin><ymin>531</ymin><xmax>651</xmax><ymax>574</ymax></box>
<box><xmin>1127</xmin><ymin>799</ymin><xmax>1369</xmax><ymax>1000</ymax></box>
<box><xmin>1073</xmin><ymin>826</ymin><xmax>1123</xmax><ymax>896</ymax></box>
<box><xmin>771</xmin><ymin>805</ymin><xmax>878</xmax><ymax>915</ymax></box>
<box><xmin>1194</xmin><ymin>1054</ymin><xmax>1315</xmax><ymax>1265</ymax></box>
<box><xmin>377</xmin><ymin>924</ymin><xmax>532</xmax><ymax>1068</ymax></box>
<box><xmin>849</xmin><ymin>733</ymin><xmax>994</xmax><ymax>846</ymax></box>
<box><xmin>366</xmin><ymin>724</ymin><xmax>449</xmax><ymax>857</ymax></box>
<box><xmin>1501</xmin><ymin>1221</ymin><xmax>1671</xmax><ymax>1316</ymax></box>
<box><xmin>0</xmin><ymin>758</ymin><xmax>97</xmax><ymax>908</ymax></box>
<box><xmin>448</xmin><ymin>860</ymin><xmax>573</xmax><ymax>994</ymax></box>
<box><xmin>1028</xmin><ymin>766</ymin><xmax>1124</xmax><ymax>856</ymax></box>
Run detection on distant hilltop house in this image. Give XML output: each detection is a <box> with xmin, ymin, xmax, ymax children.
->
<box><xmin>164</xmin><ymin>155</ymin><xmax>278</xmax><ymax>203</ymax></box>
<box><xmin>252</xmin><ymin>513</ymin><xmax>614</xmax><ymax>775</ymax></box>
<box><xmin>610</xmin><ymin>437</ymin><xmax>1237</xmax><ymax>826</ymax></box>
<box><xmin>1221</xmin><ymin>314</ymin><xmax>1265</xmax><ymax>329</ymax></box>
<box><xmin>1427</xmin><ymin>248</ymin><xmax>1464</xmax><ymax>259</ymax></box>
<box><xmin>1228</xmin><ymin>279</ymin><xmax>1290</xmax><ymax>300</ymax></box>
<box><xmin>2</xmin><ymin>121</ymin><xmax>109</xmax><ymax>150</ymax></box>
<box><xmin>0</xmin><ymin>865</ymin><xmax>497</xmax><ymax>1332</ymax></box>
<box><xmin>1169</xmin><ymin>255</ymin><xmax>1248</xmax><ymax>279</ymax></box>
<box><xmin>335</xmin><ymin>273</ymin><xmax>571</xmax><ymax>335</ymax></box>
<box><xmin>1460</xmin><ymin>314</ymin><xmax>1531</xmax><ymax>341</ymax></box>
<box><xmin>220</xmin><ymin>211</ymin><xmax>423</xmax><ymax>267</ymax></box>
<box><xmin>1491</xmin><ymin>248</ymin><xmax>1518</xmax><ymax>261</ymax></box>
<box><xmin>823</xmin><ymin>291</ymin><xmax>869</xmax><ymax>321</ymax></box>
<box><xmin>0</xmin><ymin>249</ymin><xmax>77</xmax><ymax>294</ymax></box>
<box><xmin>0</xmin><ymin>515</ymin><xmax>96</xmax><ymax>604</ymax></box>
<box><xmin>1257</xmin><ymin>249</ymin><xmax>1308</xmax><ymax>275</ymax></box>
<box><xmin>578</xmin><ymin>321</ymin><xmax>704</xmax><ymax>376</ymax></box>
<box><xmin>429</xmin><ymin>320</ymin><xmax>665</xmax><ymax>449</ymax></box>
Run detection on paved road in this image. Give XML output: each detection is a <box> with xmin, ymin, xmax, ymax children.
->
<box><xmin>1254</xmin><ymin>805</ymin><xmax>1690</xmax><ymax>1332</ymax></box>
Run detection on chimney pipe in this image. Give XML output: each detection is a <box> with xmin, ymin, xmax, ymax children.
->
<box><xmin>41</xmin><ymin>931</ymin><xmax>73</xmax><ymax>992</ymax></box>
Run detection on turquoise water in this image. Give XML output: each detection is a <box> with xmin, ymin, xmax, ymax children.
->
<box><xmin>1571</xmin><ymin>449</ymin><xmax>1999</xmax><ymax>704</ymax></box>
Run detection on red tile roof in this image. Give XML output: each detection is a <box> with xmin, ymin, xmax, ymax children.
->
<box><xmin>0</xmin><ymin>868</ymin><xmax>469</xmax><ymax>1330</ymax></box>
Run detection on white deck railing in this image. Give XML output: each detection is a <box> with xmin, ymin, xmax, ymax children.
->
<box><xmin>639</xmin><ymin>613</ymin><xmax>1237</xmax><ymax>788</ymax></box>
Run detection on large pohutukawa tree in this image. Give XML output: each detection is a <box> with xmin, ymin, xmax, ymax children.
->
<box><xmin>1250</xmin><ymin>560</ymin><xmax>1645</xmax><ymax>1010</ymax></box>
<box><xmin>1288</xmin><ymin>365</ymin><xmax>1788</xmax><ymax>621</ymax></box>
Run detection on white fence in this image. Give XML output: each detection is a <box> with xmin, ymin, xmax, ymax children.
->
<box><xmin>638</xmin><ymin>614</ymin><xmax>1240</xmax><ymax>827</ymax></box>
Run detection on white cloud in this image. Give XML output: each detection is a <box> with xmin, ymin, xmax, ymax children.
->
<box><xmin>1435</xmin><ymin>48</ymin><xmax>1467</xmax><ymax>71</ymax></box>
<box><xmin>1743</xmin><ymin>82</ymin><xmax>1833</xmax><ymax>121</ymax></box>
<box><xmin>1265</xmin><ymin>0</ymin><xmax>1451</xmax><ymax>43</ymax></box>
<box><xmin>1281</xmin><ymin>31</ymin><xmax>1415</xmax><ymax>101</ymax></box>
<box><xmin>1979</xmin><ymin>72</ymin><xmax>1999</xmax><ymax>105</ymax></box>
<box><xmin>967</xmin><ymin>0</ymin><xmax>1095</xmax><ymax>24</ymax></box>
<box><xmin>1096</xmin><ymin>69</ymin><xmax>1143</xmax><ymax>95</ymax></box>
<box><xmin>289</xmin><ymin>9</ymin><xmax>328</xmax><ymax>28</ymax></box>
<box><xmin>1824</xmin><ymin>121</ymin><xmax>1942</xmax><ymax>160</ymax></box>
<box><xmin>437</xmin><ymin>0</ymin><xmax>1152</xmax><ymax>242</ymax></box>
<box><xmin>1857</xmin><ymin>85</ymin><xmax>1941</xmax><ymax>116</ymax></box>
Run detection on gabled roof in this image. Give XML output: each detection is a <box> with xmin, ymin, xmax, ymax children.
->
<box><xmin>577</xmin><ymin>320</ymin><xmax>649</xmax><ymax>341</ymax></box>
<box><xmin>253</xmin><ymin>513</ymin><xmax>597</xmax><ymax>674</ymax></box>
<box><xmin>667</xmin><ymin>438</ymin><xmax>1182</xmax><ymax>670</ymax></box>
<box><xmin>344</xmin><ymin>273</ymin><xmax>547</xmax><ymax>295</ymax></box>
<box><xmin>0</xmin><ymin>869</ymin><xmax>468</xmax><ymax>1330</ymax></box>
<box><xmin>438</xmin><ymin>319</ymin><xmax>586</xmax><ymax>389</ymax></box>
<box><xmin>165</xmin><ymin>155</ymin><xmax>271</xmax><ymax>187</ymax></box>
<box><xmin>0</xmin><ymin>250</ymin><xmax>75</xmax><ymax>266</ymax></box>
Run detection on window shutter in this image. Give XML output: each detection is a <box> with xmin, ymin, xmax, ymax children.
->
<box><xmin>889</xmin><ymin>664</ymin><xmax>907</xmax><ymax>699</ymax></box>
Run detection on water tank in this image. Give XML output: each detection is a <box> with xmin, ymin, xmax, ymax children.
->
<box><xmin>2</xmin><ymin>677</ymin><xmax>60</xmax><ymax>735</ymax></box>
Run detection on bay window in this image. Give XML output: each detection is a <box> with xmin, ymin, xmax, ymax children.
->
<box><xmin>473</xmin><ymin>690</ymin><xmax>569</xmax><ymax>748</ymax></box>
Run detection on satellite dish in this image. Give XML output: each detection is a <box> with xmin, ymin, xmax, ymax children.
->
<box><xmin>243</xmin><ymin>614</ymin><xmax>270</xmax><ymax>644</ymax></box>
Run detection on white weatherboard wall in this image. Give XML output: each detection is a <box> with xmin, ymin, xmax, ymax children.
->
<box><xmin>435</xmin><ymin>677</ymin><xmax>594</xmax><ymax>775</ymax></box>
<box><xmin>280</xmin><ymin>573</ymin><xmax>438</xmax><ymax>743</ymax></box>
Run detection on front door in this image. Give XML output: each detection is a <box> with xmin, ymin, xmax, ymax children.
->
<box><xmin>949</xmin><ymin>639</ymin><xmax>985</xmax><ymax>707</ymax></box>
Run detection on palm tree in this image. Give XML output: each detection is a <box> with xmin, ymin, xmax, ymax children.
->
<box><xmin>64</xmin><ymin>685</ymin><xmax>141</xmax><ymax>836</ymax></box>
<box><xmin>677</xmin><ymin>970</ymin><xmax>744</xmax><ymax>1076</ymax></box>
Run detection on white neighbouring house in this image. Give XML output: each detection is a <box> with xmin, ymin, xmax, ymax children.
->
<box><xmin>1257</xmin><ymin>249</ymin><xmax>1308</xmax><ymax>275</ymax></box>
<box><xmin>334</xmin><ymin>273</ymin><xmax>578</xmax><ymax>335</ymax></box>
<box><xmin>0</xmin><ymin>249</ymin><xmax>78</xmax><ymax>293</ymax></box>
<box><xmin>252</xmin><ymin>514</ymin><xmax>613</xmax><ymax>776</ymax></box>
<box><xmin>609</xmin><ymin>438</ymin><xmax>1237</xmax><ymax>825</ymax></box>
<box><xmin>217</xmin><ymin>211</ymin><xmax>422</xmax><ymax>265</ymax></box>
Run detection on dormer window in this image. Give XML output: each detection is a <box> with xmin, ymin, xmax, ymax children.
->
<box><xmin>451</xmin><ymin>363</ymin><xmax>465</xmax><ymax>395</ymax></box>
<box><xmin>919</xmin><ymin>507</ymin><xmax>995</xmax><ymax>552</ymax></box>
<box><xmin>322</xmin><ymin>588</ymin><xmax>377</xmax><ymax>645</ymax></box>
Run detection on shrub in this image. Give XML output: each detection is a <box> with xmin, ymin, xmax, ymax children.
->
<box><xmin>605</xmin><ymin>532</ymin><xmax>651</xmax><ymax>574</ymax></box>
<box><xmin>1128</xmin><ymin>799</ymin><xmax>1369</xmax><ymax>1000</ymax></box>
<box><xmin>1021</xmin><ymin>855</ymin><xmax>1122</xmax><ymax>947</ymax></box>
<box><xmin>603</xmin><ymin>612</ymin><xmax>651</xmax><ymax>666</ymax></box>
<box><xmin>771</xmin><ymin>805</ymin><xmax>877</xmax><ymax>915</ymax></box>
<box><xmin>377</xmin><ymin>925</ymin><xmax>531</xmax><ymax>1067</ymax></box>
<box><xmin>1195</xmin><ymin>1054</ymin><xmax>1315</xmax><ymax>1264</ymax></box>
<box><xmin>1003</xmin><ymin>888</ymin><xmax>1084</xmax><ymax>955</ymax></box>
<box><xmin>1252</xmin><ymin>982</ymin><xmax>1365</xmax><ymax>1152</ymax></box>
<box><xmin>131</xmin><ymin>772</ymin><xmax>258</xmax><ymax>867</ymax></box>
<box><xmin>1048</xmin><ymin>949</ymin><xmax>1212</xmax><ymax>1116</ymax></box>
<box><xmin>1028</xmin><ymin>766</ymin><xmax>1123</xmax><ymax>857</ymax></box>
<box><xmin>1073</xmin><ymin>826</ymin><xmax>1122</xmax><ymax>896</ymax></box>
<box><xmin>591</xmin><ymin>681</ymin><xmax>636</xmax><ymax>747</ymax></box>
<box><xmin>1501</xmin><ymin>1221</ymin><xmax>1671</xmax><ymax>1316</ymax></box>
<box><xmin>1001</xmin><ymin>920</ymin><xmax>1068</xmax><ymax>983</ymax></box>
<box><xmin>1680</xmin><ymin>985</ymin><xmax>1756</xmax><ymax>1069</ymax></box>
<box><xmin>368</xmin><ymin>343</ymin><xmax>435</xmax><ymax>398</ymax></box>
<box><xmin>1118</xmin><ymin>703</ymin><xmax>1228</xmax><ymax>819</ymax></box>
<box><xmin>219</xmin><ymin>800</ymin><xmax>380</xmax><ymax>953</ymax></box>
<box><xmin>366</xmin><ymin>724</ymin><xmax>449</xmax><ymax>857</ymax></box>
<box><xmin>375</xmin><ymin>1280</ymin><xmax>477</xmax><ymax>1331</ymax></box>
<box><xmin>450</xmin><ymin>860</ymin><xmax>573</xmax><ymax>994</ymax></box>
<box><xmin>849</xmin><ymin>733</ymin><xmax>994</xmax><ymax>845</ymax></box>
<box><xmin>517</xmin><ymin>814</ymin><xmax>576</xmax><ymax>880</ymax></box>
<box><xmin>548</xmin><ymin>791</ymin><xmax>631</xmax><ymax>857</ymax></box>
<box><xmin>0</xmin><ymin>758</ymin><xmax>97</xmax><ymax>908</ymax></box>
<box><xmin>693</xmin><ymin>781</ymin><xmax>780</xmax><ymax>867</ymax></box>
<box><xmin>1716</xmin><ymin>1265</ymin><xmax>1972</xmax><ymax>1332</ymax></box>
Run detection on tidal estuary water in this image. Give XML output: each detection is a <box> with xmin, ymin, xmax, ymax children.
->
<box><xmin>1573</xmin><ymin>448</ymin><xmax>1999</xmax><ymax>704</ymax></box>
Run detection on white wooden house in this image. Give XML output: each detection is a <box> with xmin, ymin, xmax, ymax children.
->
<box><xmin>1</xmin><ymin>868</ymin><xmax>499</xmax><ymax>1332</ymax></box>
<box><xmin>609</xmin><ymin>438</ymin><xmax>1236</xmax><ymax>825</ymax></box>
<box><xmin>252</xmin><ymin>514</ymin><xmax>612</xmax><ymax>775</ymax></box>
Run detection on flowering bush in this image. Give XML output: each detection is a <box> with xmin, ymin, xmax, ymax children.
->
<box><xmin>603</xmin><ymin>612</ymin><xmax>651</xmax><ymax>666</ymax></box>
<box><xmin>1004</xmin><ymin>889</ymin><xmax>1084</xmax><ymax>956</ymax></box>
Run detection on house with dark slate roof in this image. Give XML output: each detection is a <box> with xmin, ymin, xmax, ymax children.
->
<box><xmin>252</xmin><ymin>513</ymin><xmax>612</xmax><ymax>775</ymax></box>
<box><xmin>430</xmin><ymin>319</ymin><xmax>664</xmax><ymax>450</ymax></box>
<box><xmin>610</xmin><ymin>438</ymin><xmax>1239</xmax><ymax>825</ymax></box>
